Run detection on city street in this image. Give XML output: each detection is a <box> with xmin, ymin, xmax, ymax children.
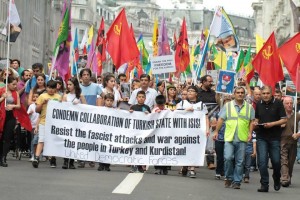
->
<box><xmin>1</xmin><ymin>156</ymin><xmax>300</xmax><ymax>200</ymax></box>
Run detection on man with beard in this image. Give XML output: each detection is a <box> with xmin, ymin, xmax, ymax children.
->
<box><xmin>198</xmin><ymin>75</ymin><xmax>220</xmax><ymax>169</ymax></box>
<box><xmin>17</xmin><ymin>69</ymin><xmax>31</xmax><ymax>107</ymax></box>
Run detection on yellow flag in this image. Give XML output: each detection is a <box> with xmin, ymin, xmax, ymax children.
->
<box><xmin>256</xmin><ymin>34</ymin><xmax>265</xmax><ymax>53</ymax></box>
<box><xmin>152</xmin><ymin>19</ymin><xmax>158</xmax><ymax>57</ymax></box>
<box><xmin>214</xmin><ymin>50</ymin><xmax>227</xmax><ymax>70</ymax></box>
<box><xmin>88</xmin><ymin>25</ymin><xmax>94</xmax><ymax>46</ymax></box>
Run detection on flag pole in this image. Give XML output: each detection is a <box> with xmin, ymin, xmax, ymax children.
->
<box><xmin>294</xmin><ymin>64</ymin><xmax>300</xmax><ymax>134</ymax></box>
<box><xmin>5</xmin><ymin>0</ymin><xmax>12</xmax><ymax>107</ymax></box>
<box><xmin>195</xmin><ymin>7</ymin><xmax>218</xmax><ymax>80</ymax></box>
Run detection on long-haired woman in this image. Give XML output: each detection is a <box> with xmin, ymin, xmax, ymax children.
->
<box><xmin>61</xmin><ymin>77</ymin><xmax>86</xmax><ymax>169</ymax></box>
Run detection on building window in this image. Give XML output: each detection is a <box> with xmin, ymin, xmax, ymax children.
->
<box><xmin>79</xmin><ymin>9</ymin><xmax>85</xmax><ymax>20</ymax></box>
<box><xmin>193</xmin><ymin>23</ymin><xmax>201</xmax><ymax>30</ymax></box>
<box><xmin>79</xmin><ymin>29</ymin><xmax>84</xmax><ymax>42</ymax></box>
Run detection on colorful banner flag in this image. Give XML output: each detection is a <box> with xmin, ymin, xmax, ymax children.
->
<box><xmin>256</xmin><ymin>34</ymin><xmax>265</xmax><ymax>53</ymax></box>
<box><xmin>235</xmin><ymin>50</ymin><xmax>245</xmax><ymax>72</ymax></box>
<box><xmin>243</xmin><ymin>45</ymin><xmax>254</xmax><ymax>83</ymax></box>
<box><xmin>87</xmin><ymin>39</ymin><xmax>98</xmax><ymax>74</ymax></box>
<box><xmin>210</xmin><ymin>44</ymin><xmax>227</xmax><ymax>70</ymax></box>
<box><xmin>72</xmin><ymin>28</ymin><xmax>79</xmax><ymax>76</ymax></box>
<box><xmin>96</xmin><ymin>17</ymin><xmax>106</xmax><ymax>74</ymax></box>
<box><xmin>137</xmin><ymin>34</ymin><xmax>149</xmax><ymax>69</ymax></box>
<box><xmin>152</xmin><ymin>19</ymin><xmax>159</xmax><ymax>56</ymax></box>
<box><xmin>87</xmin><ymin>25</ymin><xmax>94</xmax><ymax>52</ymax></box>
<box><xmin>158</xmin><ymin>16</ymin><xmax>171</xmax><ymax>56</ymax></box>
<box><xmin>252</xmin><ymin>32</ymin><xmax>284</xmax><ymax>89</ymax></box>
<box><xmin>80</xmin><ymin>28</ymin><xmax>88</xmax><ymax>50</ymax></box>
<box><xmin>196</xmin><ymin>35</ymin><xmax>210</xmax><ymax>77</ymax></box>
<box><xmin>106</xmin><ymin>9</ymin><xmax>139</xmax><ymax>70</ymax></box>
<box><xmin>278</xmin><ymin>32</ymin><xmax>300</xmax><ymax>87</ymax></box>
<box><xmin>53</xmin><ymin>4</ymin><xmax>71</xmax><ymax>79</ymax></box>
<box><xmin>210</xmin><ymin>7</ymin><xmax>239</xmax><ymax>52</ymax></box>
<box><xmin>175</xmin><ymin>18</ymin><xmax>190</xmax><ymax>74</ymax></box>
<box><xmin>1</xmin><ymin>0</ymin><xmax>22</xmax><ymax>42</ymax></box>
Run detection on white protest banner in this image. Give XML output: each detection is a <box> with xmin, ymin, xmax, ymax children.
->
<box><xmin>44</xmin><ymin>101</ymin><xmax>207</xmax><ymax>166</ymax></box>
<box><xmin>151</xmin><ymin>55</ymin><xmax>176</xmax><ymax>74</ymax></box>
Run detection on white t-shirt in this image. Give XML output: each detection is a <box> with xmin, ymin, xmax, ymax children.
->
<box><xmin>27</xmin><ymin>103</ymin><xmax>39</xmax><ymax>128</ymax></box>
<box><xmin>176</xmin><ymin>100</ymin><xmax>208</xmax><ymax>114</ymax></box>
<box><xmin>128</xmin><ymin>87</ymin><xmax>158</xmax><ymax>109</ymax></box>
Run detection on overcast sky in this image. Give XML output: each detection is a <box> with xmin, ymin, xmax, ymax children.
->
<box><xmin>156</xmin><ymin>0</ymin><xmax>258</xmax><ymax>17</ymax></box>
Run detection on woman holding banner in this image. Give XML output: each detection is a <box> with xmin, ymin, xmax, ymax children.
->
<box><xmin>61</xmin><ymin>77</ymin><xmax>86</xmax><ymax>169</ymax></box>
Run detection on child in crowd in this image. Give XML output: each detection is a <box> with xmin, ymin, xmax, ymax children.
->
<box><xmin>129</xmin><ymin>90</ymin><xmax>151</xmax><ymax>173</ymax></box>
<box><xmin>98</xmin><ymin>93</ymin><xmax>114</xmax><ymax>172</ymax></box>
<box><xmin>152</xmin><ymin>95</ymin><xmax>169</xmax><ymax>175</ymax></box>
<box><xmin>27</xmin><ymin>92</ymin><xmax>40</xmax><ymax>161</ymax></box>
<box><xmin>243</xmin><ymin>131</ymin><xmax>257</xmax><ymax>183</ymax></box>
<box><xmin>32</xmin><ymin>80</ymin><xmax>62</xmax><ymax>168</ymax></box>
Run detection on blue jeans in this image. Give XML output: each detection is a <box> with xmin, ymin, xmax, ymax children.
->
<box><xmin>224</xmin><ymin>141</ymin><xmax>246</xmax><ymax>184</ymax></box>
<box><xmin>244</xmin><ymin>152</ymin><xmax>252</xmax><ymax>178</ymax></box>
<box><xmin>256</xmin><ymin>138</ymin><xmax>281</xmax><ymax>186</ymax></box>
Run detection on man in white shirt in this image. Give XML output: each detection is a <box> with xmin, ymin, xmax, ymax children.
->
<box><xmin>129</xmin><ymin>74</ymin><xmax>158</xmax><ymax>109</ymax></box>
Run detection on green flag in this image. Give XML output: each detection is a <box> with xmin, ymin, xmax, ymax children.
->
<box><xmin>54</xmin><ymin>8</ymin><xmax>70</xmax><ymax>53</ymax></box>
<box><xmin>137</xmin><ymin>34</ymin><xmax>149</xmax><ymax>69</ymax></box>
<box><xmin>235</xmin><ymin>50</ymin><xmax>245</xmax><ymax>72</ymax></box>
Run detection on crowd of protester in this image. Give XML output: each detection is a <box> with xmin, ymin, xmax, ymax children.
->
<box><xmin>1</xmin><ymin>59</ymin><xmax>300</xmax><ymax>193</ymax></box>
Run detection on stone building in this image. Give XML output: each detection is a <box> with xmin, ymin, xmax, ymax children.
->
<box><xmin>0</xmin><ymin>0</ymin><xmax>61</xmax><ymax>69</ymax></box>
<box><xmin>252</xmin><ymin>0</ymin><xmax>300</xmax><ymax>44</ymax></box>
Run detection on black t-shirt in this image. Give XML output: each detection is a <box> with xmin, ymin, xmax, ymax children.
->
<box><xmin>255</xmin><ymin>98</ymin><xmax>286</xmax><ymax>140</ymax></box>
<box><xmin>130</xmin><ymin>104</ymin><xmax>151</xmax><ymax>113</ymax></box>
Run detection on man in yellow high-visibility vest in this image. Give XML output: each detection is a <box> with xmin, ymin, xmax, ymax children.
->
<box><xmin>213</xmin><ymin>86</ymin><xmax>255</xmax><ymax>189</ymax></box>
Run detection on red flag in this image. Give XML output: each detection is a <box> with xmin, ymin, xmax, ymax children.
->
<box><xmin>278</xmin><ymin>32</ymin><xmax>300</xmax><ymax>87</ymax></box>
<box><xmin>96</xmin><ymin>17</ymin><xmax>106</xmax><ymax>61</ymax></box>
<box><xmin>175</xmin><ymin>18</ymin><xmax>190</xmax><ymax>74</ymax></box>
<box><xmin>252</xmin><ymin>32</ymin><xmax>283</xmax><ymax>89</ymax></box>
<box><xmin>296</xmin><ymin>64</ymin><xmax>300</xmax><ymax>91</ymax></box>
<box><xmin>130</xmin><ymin>23</ymin><xmax>135</xmax><ymax>41</ymax></box>
<box><xmin>106</xmin><ymin>9</ymin><xmax>139</xmax><ymax>70</ymax></box>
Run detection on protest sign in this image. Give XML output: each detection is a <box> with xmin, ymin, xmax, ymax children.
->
<box><xmin>151</xmin><ymin>55</ymin><xmax>176</xmax><ymax>74</ymax></box>
<box><xmin>216</xmin><ymin>70</ymin><xmax>235</xmax><ymax>95</ymax></box>
<box><xmin>44</xmin><ymin>101</ymin><xmax>207</xmax><ymax>166</ymax></box>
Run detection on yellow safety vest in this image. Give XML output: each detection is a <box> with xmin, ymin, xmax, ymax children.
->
<box><xmin>224</xmin><ymin>101</ymin><xmax>251</xmax><ymax>142</ymax></box>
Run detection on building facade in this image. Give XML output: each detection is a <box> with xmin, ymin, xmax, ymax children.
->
<box><xmin>0</xmin><ymin>0</ymin><xmax>62</xmax><ymax>69</ymax></box>
<box><xmin>252</xmin><ymin>0</ymin><xmax>300</xmax><ymax>44</ymax></box>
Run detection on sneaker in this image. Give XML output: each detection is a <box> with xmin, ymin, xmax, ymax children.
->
<box><xmin>181</xmin><ymin>166</ymin><xmax>188</xmax><ymax>176</ymax></box>
<box><xmin>89</xmin><ymin>162</ymin><xmax>95</xmax><ymax>168</ymax></box>
<box><xmin>129</xmin><ymin>166</ymin><xmax>138</xmax><ymax>173</ymax></box>
<box><xmin>162</xmin><ymin>168</ymin><xmax>168</xmax><ymax>175</ymax></box>
<box><xmin>32</xmin><ymin>157</ymin><xmax>39</xmax><ymax>168</ymax></box>
<box><xmin>188</xmin><ymin>170</ymin><xmax>196</xmax><ymax>178</ymax></box>
<box><xmin>232</xmin><ymin>183</ymin><xmax>241</xmax><ymax>189</ymax></box>
<box><xmin>297</xmin><ymin>160</ymin><xmax>300</xmax><ymax>164</ymax></box>
<box><xmin>97</xmin><ymin>164</ymin><xmax>104</xmax><ymax>171</ymax></box>
<box><xmin>78</xmin><ymin>162</ymin><xmax>85</xmax><ymax>168</ymax></box>
<box><xmin>244</xmin><ymin>177</ymin><xmax>249</xmax><ymax>183</ymax></box>
<box><xmin>215</xmin><ymin>174</ymin><xmax>221</xmax><ymax>180</ymax></box>
<box><xmin>50</xmin><ymin>158</ymin><xmax>56</xmax><ymax>168</ymax></box>
<box><xmin>224</xmin><ymin>180</ymin><xmax>232</xmax><ymax>188</ymax></box>
<box><xmin>154</xmin><ymin>169</ymin><xmax>161</xmax><ymax>175</ymax></box>
<box><xmin>137</xmin><ymin>166</ymin><xmax>144</xmax><ymax>173</ymax></box>
<box><xmin>105</xmin><ymin>166</ymin><xmax>111</xmax><ymax>172</ymax></box>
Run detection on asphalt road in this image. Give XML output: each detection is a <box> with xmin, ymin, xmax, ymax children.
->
<box><xmin>1</xmin><ymin>155</ymin><xmax>300</xmax><ymax>200</ymax></box>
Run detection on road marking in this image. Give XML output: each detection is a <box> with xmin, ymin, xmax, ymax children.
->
<box><xmin>112</xmin><ymin>173</ymin><xmax>144</xmax><ymax>194</ymax></box>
